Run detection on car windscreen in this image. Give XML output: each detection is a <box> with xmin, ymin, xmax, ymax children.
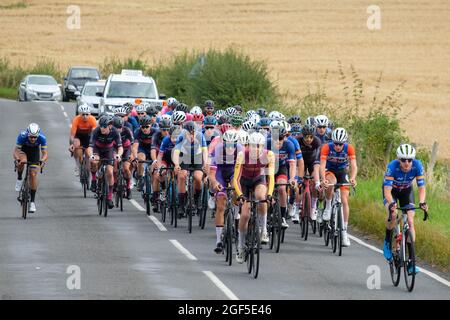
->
<box><xmin>70</xmin><ymin>69</ymin><xmax>100</xmax><ymax>79</ymax></box>
<box><xmin>82</xmin><ymin>85</ymin><xmax>104</xmax><ymax>96</ymax></box>
<box><xmin>106</xmin><ymin>81</ymin><xmax>156</xmax><ymax>99</ymax></box>
<box><xmin>28</xmin><ymin>76</ymin><xmax>57</xmax><ymax>85</ymax></box>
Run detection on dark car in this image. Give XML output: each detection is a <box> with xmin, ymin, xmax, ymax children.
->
<box><xmin>63</xmin><ymin>66</ymin><xmax>100</xmax><ymax>101</ymax></box>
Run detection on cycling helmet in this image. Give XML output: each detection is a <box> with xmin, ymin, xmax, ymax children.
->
<box><xmin>225</xmin><ymin>107</ymin><xmax>237</xmax><ymax>116</ymax></box>
<box><xmin>269</xmin><ymin>120</ymin><xmax>283</xmax><ymax>129</ymax></box>
<box><xmin>139</xmin><ymin>115</ymin><xmax>152</xmax><ymax>126</ymax></box>
<box><xmin>258</xmin><ymin>117</ymin><xmax>271</xmax><ymax>127</ymax></box>
<box><xmin>78</xmin><ymin>104</ymin><xmax>91</xmax><ymax>114</ymax></box>
<box><xmin>256</xmin><ymin>107</ymin><xmax>267</xmax><ymax>118</ymax></box>
<box><xmin>291</xmin><ymin>124</ymin><xmax>302</xmax><ymax>135</ymax></box>
<box><xmin>331</xmin><ymin>127</ymin><xmax>348</xmax><ymax>143</ymax></box>
<box><xmin>114</xmin><ymin>106</ymin><xmax>127</xmax><ymax>116</ymax></box>
<box><xmin>230</xmin><ymin>114</ymin><xmax>244</xmax><ymax>127</ymax></box>
<box><xmin>146</xmin><ymin>105</ymin><xmax>158</xmax><ymax>116</ymax></box>
<box><xmin>190</xmin><ymin>106</ymin><xmax>202</xmax><ymax>115</ymax></box>
<box><xmin>222</xmin><ymin>129</ymin><xmax>238</xmax><ymax>143</ymax></box>
<box><xmin>280</xmin><ymin>120</ymin><xmax>291</xmax><ymax>132</ymax></box>
<box><xmin>172</xmin><ymin>111</ymin><xmax>186</xmax><ymax>124</ymax></box>
<box><xmin>204</xmin><ymin>100</ymin><xmax>215</xmax><ymax>110</ymax></box>
<box><xmin>98</xmin><ymin>115</ymin><xmax>113</xmax><ymax>128</ymax></box>
<box><xmin>135</xmin><ymin>103</ymin><xmax>147</xmax><ymax>113</ymax></box>
<box><xmin>204</xmin><ymin>116</ymin><xmax>217</xmax><ymax>126</ymax></box>
<box><xmin>167</xmin><ymin>97</ymin><xmax>178</xmax><ymax>108</ymax></box>
<box><xmin>248</xmin><ymin>132</ymin><xmax>266</xmax><ymax>145</ymax></box>
<box><xmin>26</xmin><ymin>123</ymin><xmax>40</xmax><ymax>137</ymax></box>
<box><xmin>183</xmin><ymin>121</ymin><xmax>196</xmax><ymax>133</ymax></box>
<box><xmin>396</xmin><ymin>144</ymin><xmax>416</xmax><ymax>159</ymax></box>
<box><xmin>288</xmin><ymin>115</ymin><xmax>301</xmax><ymax>124</ymax></box>
<box><xmin>151</xmin><ymin>122</ymin><xmax>159</xmax><ymax>129</ymax></box>
<box><xmin>246</xmin><ymin>110</ymin><xmax>256</xmax><ymax>119</ymax></box>
<box><xmin>305</xmin><ymin>116</ymin><xmax>316</xmax><ymax>126</ymax></box>
<box><xmin>328</xmin><ymin>120</ymin><xmax>334</xmax><ymax>130</ymax></box>
<box><xmin>169</xmin><ymin>125</ymin><xmax>181</xmax><ymax>136</ymax></box>
<box><xmin>218</xmin><ymin>114</ymin><xmax>230</xmax><ymax>125</ymax></box>
<box><xmin>236</xmin><ymin>130</ymin><xmax>249</xmax><ymax>145</ymax></box>
<box><xmin>214</xmin><ymin>109</ymin><xmax>225</xmax><ymax>119</ymax></box>
<box><xmin>159</xmin><ymin>118</ymin><xmax>171</xmax><ymax>129</ymax></box>
<box><xmin>160</xmin><ymin>114</ymin><xmax>172</xmax><ymax>122</ymax></box>
<box><xmin>302</xmin><ymin>124</ymin><xmax>316</xmax><ymax>136</ymax></box>
<box><xmin>242</xmin><ymin>120</ymin><xmax>255</xmax><ymax>132</ymax></box>
<box><xmin>271</xmin><ymin>126</ymin><xmax>288</xmax><ymax>139</ymax></box>
<box><xmin>220</xmin><ymin>123</ymin><xmax>232</xmax><ymax>134</ymax></box>
<box><xmin>248</xmin><ymin>113</ymin><xmax>261</xmax><ymax>125</ymax></box>
<box><xmin>315</xmin><ymin>115</ymin><xmax>329</xmax><ymax>127</ymax></box>
<box><xmin>175</xmin><ymin>103</ymin><xmax>189</xmax><ymax>113</ymax></box>
<box><xmin>268</xmin><ymin>111</ymin><xmax>285</xmax><ymax>120</ymax></box>
<box><xmin>112</xmin><ymin>116</ymin><xmax>124</xmax><ymax>129</ymax></box>
<box><xmin>233</xmin><ymin>105</ymin><xmax>243</xmax><ymax>114</ymax></box>
<box><xmin>122</xmin><ymin>102</ymin><xmax>133</xmax><ymax>114</ymax></box>
<box><xmin>193</xmin><ymin>113</ymin><xmax>205</xmax><ymax>122</ymax></box>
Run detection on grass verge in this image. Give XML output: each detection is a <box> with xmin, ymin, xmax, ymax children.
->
<box><xmin>0</xmin><ymin>87</ymin><xmax>17</xmax><ymax>100</ymax></box>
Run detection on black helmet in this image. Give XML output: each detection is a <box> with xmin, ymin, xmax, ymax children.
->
<box><xmin>98</xmin><ymin>114</ymin><xmax>113</xmax><ymax>128</ymax></box>
<box><xmin>169</xmin><ymin>125</ymin><xmax>181</xmax><ymax>136</ymax></box>
<box><xmin>176</xmin><ymin>103</ymin><xmax>189</xmax><ymax>113</ymax></box>
<box><xmin>328</xmin><ymin>120</ymin><xmax>334</xmax><ymax>130</ymax></box>
<box><xmin>288</xmin><ymin>115</ymin><xmax>301</xmax><ymax>124</ymax></box>
<box><xmin>183</xmin><ymin>121</ymin><xmax>196</xmax><ymax>133</ymax></box>
<box><xmin>122</xmin><ymin>102</ymin><xmax>133</xmax><ymax>113</ymax></box>
<box><xmin>204</xmin><ymin>100</ymin><xmax>215</xmax><ymax>109</ymax></box>
<box><xmin>271</xmin><ymin>125</ymin><xmax>287</xmax><ymax>139</ymax></box>
<box><xmin>159</xmin><ymin>118</ymin><xmax>171</xmax><ymax>129</ymax></box>
<box><xmin>218</xmin><ymin>114</ymin><xmax>230</xmax><ymax>125</ymax></box>
<box><xmin>302</xmin><ymin>124</ymin><xmax>316</xmax><ymax>136</ymax></box>
<box><xmin>291</xmin><ymin>124</ymin><xmax>302</xmax><ymax>135</ymax></box>
<box><xmin>112</xmin><ymin>116</ymin><xmax>124</xmax><ymax>129</ymax></box>
<box><xmin>139</xmin><ymin>115</ymin><xmax>152</xmax><ymax>126</ymax></box>
<box><xmin>233</xmin><ymin>105</ymin><xmax>243</xmax><ymax>113</ymax></box>
<box><xmin>256</xmin><ymin>107</ymin><xmax>267</xmax><ymax>118</ymax></box>
<box><xmin>146</xmin><ymin>105</ymin><xmax>158</xmax><ymax>116</ymax></box>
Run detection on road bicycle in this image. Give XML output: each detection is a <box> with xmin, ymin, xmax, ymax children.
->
<box><xmin>15</xmin><ymin>161</ymin><xmax>43</xmax><ymax>219</ymax></box>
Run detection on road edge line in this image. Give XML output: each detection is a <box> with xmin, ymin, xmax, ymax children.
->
<box><xmin>203</xmin><ymin>271</ymin><xmax>239</xmax><ymax>300</ymax></box>
<box><xmin>169</xmin><ymin>239</ymin><xmax>197</xmax><ymax>261</ymax></box>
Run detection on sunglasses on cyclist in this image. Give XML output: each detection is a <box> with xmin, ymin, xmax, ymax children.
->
<box><xmin>161</xmin><ymin>128</ymin><xmax>169</xmax><ymax>131</ymax></box>
<box><xmin>317</xmin><ymin>126</ymin><xmax>327</xmax><ymax>129</ymax></box>
<box><xmin>138</xmin><ymin>112</ymin><xmax>146</xmax><ymax>116</ymax></box>
<box><xmin>334</xmin><ymin>142</ymin><xmax>344</xmax><ymax>147</ymax></box>
<box><xmin>82</xmin><ymin>113</ymin><xmax>90</xmax><ymax>116</ymax></box>
<box><xmin>29</xmin><ymin>136</ymin><xmax>38</xmax><ymax>140</ymax></box>
<box><xmin>400</xmin><ymin>158</ymin><xmax>413</xmax><ymax>163</ymax></box>
<box><xmin>205</xmin><ymin>126</ymin><xmax>214</xmax><ymax>130</ymax></box>
<box><xmin>141</xmin><ymin>125</ymin><xmax>150</xmax><ymax>129</ymax></box>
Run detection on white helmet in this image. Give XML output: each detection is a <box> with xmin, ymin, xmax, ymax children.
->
<box><xmin>280</xmin><ymin>120</ymin><xmax>291</xmax><ymax>132</ymax></box>
<box><xmin>237</xmin><ymin>130</ymin><xmax>249</xmax><ymax>145</ymax></box>
<box><xmin>305</xmin><ymin>116</ymin><xmax>316</xmax><ymax>126</ymax></box>
<box><xmin>396</xmin><ymin>144</ymin><xmax>416</xmax><ymax>159</ymax></box>
<box><xmin>270</xmin><ymin>120</ymin><xmax>283</xmax><ymax>128</ymax></box>
<box><xmin>249</xmin><ymin>113</ymin><xmax>261</xmax><ymax>125</ymax></box>
<box><xmin>114</xmin><ymin>106</ymin><xmax>127</xmax><ymax>116</ymax></box>
<box><xmin>167</xmin><ymin>97</ymin><xmax>177</xmax><ymax>108</ymax></box>
<box><xmin>225</xmin><ymin>107</ymin><xmax>237</xmax><ymax>116</ymax></box>
<box><xmin>214</xmin><ymin>110</ymin><xmax>225</xmax><ymax>119</ymax></box>
<box><xmin>78</xmin><ymin>104</ymin><xmax>91</xmax><ymax>114</ymax></box>
<box><xmin>27</xmin><ymin>123</ymin><xmax>40</xmax><ymax>137</ymax></box>
<box><xmin>161</xmin><ymin>114</ymin><xmax>172</xmax><ymax>122</ymax></box>
<box><xmin>248</xmin><ymin>132</ymin><xmax>266</xmax><ymax>145</ymax></box>
<box><xmin>242</xmin><ymin>120</ymin><xmax>255</xmax><ymax>132</ymax></box>
<box><xmin>136</xmin><ymin>104</ymin><xmax>147</xmax><ymax>113</ymax></box>
<box><xmin>268</xmin><ymin>111</ymin><xmax>285</xmax><ymax>120</ymax></box>
<box><xmin>172</xmin><ymin>111</ymin><xmax>186</xmax><ymax>124</ymax></box>
<box><xmin>331</xmin><ymin>127</ymin><xmax>348</xmax><ymax>143</ymax></box>
<box><xmin>246</xmin><ymin>110</ymin><xmax>256</xmax><ymax>119</ymax></box>
<box><xmin>222</xmin><ymin>129</ymin><xmax>238</xmax><ymax>143</ymax></box>
<box><xmin>190</xmin><ymin>106</ymin><xmax>202</xmax><ymax>115</ymax></box>
<box><xmin>315</xmin><ymin>115</ymin><xmax>329</xmax><ymax>127</ymax></box>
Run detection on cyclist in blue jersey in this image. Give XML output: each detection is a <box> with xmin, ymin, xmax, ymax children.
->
<box><xmin>173</xmin><ymin>121</ymin><xmax>208</xmax><ymax>213</ymax></box>
<box><xmin>13</xmin><ymin>123</ymin><xmax>48</xmax><ymax>213</ymax></box>
<box><xmin>382</xmin><ymin>144</ymin><xmax>428</xmax><ymax>274</ymax></box>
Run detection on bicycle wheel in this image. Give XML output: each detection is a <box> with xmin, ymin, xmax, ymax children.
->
<box><xmin>331</xmin><ymin>213</ymin><xmax>337</xmax><ymax>253</ymax></box>
<box><xmin>225</xmin><ymin>208</ymin><xmax>233</xmax><ymax>266</ymax></box>
<box><xmin>324</xmin><ymin>222</ymin><xmax>330</xmax><ymax>246</ymax></box>
<box><xmin>103</xmin><ymin>178</ymin><xmax>108</xmax><ymax>218</ymax></box>
<box><xmin>252</xmin><ymin>213</ymin><xmax>261</xmax><ymax>279</ymax></box>
<box><xmin>21</xmin><ymin>185</ymin><xmax>29</xmax><ymax>220</ymax></box>
<box><xmin>97</xmin><ymin>180</ymin><xmax>103</xmax><ymax>216</ymax></box>
<box><xmin>246</xmin><ymin>216</ymin><xmax>254</xmax><ymax>274</ymax></box>
<box><xmin>172</xmin><ymin>180</ymin><xmax>178</xmax><ymax>228</ymax></box>
<box><xmin>144</xmin><ymin>172</ymin><xmax>151</xmax><ymax>216</ymax></box>
<box><xmin>187</xmin><ymin>181</ymin><xmax>193</xmax><ymax>234</ymax></box>
<box><xmin>337</xmin><ymin>205</ymin><xmax>343</xmax><ymax>256</ymax></box>
<box><xmin>403</xmin><ymin>230</ymin><xmax>416</xmax><ymax>292</ymax></box>
<box><xmin>160</xmin><ymin>185</ymin><xmax>167</xmax><ymax>223</ymax></box>
<box><xmin>302</xmin><ymin>193</ymin><xmax>310</xmax><ymax>241</ymax></box>
<box><xmin>81</xmin><ymin>165</ymin><xmax>88</xmax><ymax>198</ymax></box>
<box><xmin>274</xmin><ymin>202</ymin><xmax>282</xmax><ymax>253</ymax></box>
<box><xmin>118</xmin><ymin>176</ymin><xmax>124</xmax><ymax>212</ymax></box>
<box><xmin>200</xmin><ymin>184</ymin><xmax>208</xmax><ymax>229</ymax></box>
<box><xmin>389</xmin><ymin>232</ymin><xmax>401</xmax><ymax>287</ymax></box>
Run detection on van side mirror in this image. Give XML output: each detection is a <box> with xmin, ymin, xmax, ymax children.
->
<box><xmin>95</xmin><ymin>92</ymin><xmax>103</xmax><ymax>97</ymax></box>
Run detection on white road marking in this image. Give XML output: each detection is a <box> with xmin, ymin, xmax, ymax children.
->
<box><xmin>169</xmin><ymin>239</ymin><xmax>197</xmax><ymax>261</ymax></box>
<box><xmin>63</xmin><ymin>112</ymin><xmax>68</xmax><ymax>118</ymax></box>
<box><xmin>129</xmin><ymin>199</ymin><xmax>145</xmax><ymax>211</ymax></box>
<box><xmin>149</xmin><ymin>215</ymin><xmax>167</xmax><ymax>231</ymax></box>
<box><xmin>348</xmin><ymin>234</ymin><xmax>450</xmax><ymax>288</ymax></box>
<box><xmin>59</xmin><ymin>104</ymin><xmax>65</xmax><ymax>111</ymax></box>
<box><xmin>203</xmin><ymin>271</ymin><xmax>239</xmax><ymax>300</ymax></box>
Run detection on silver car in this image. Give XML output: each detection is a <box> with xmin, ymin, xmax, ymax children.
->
<box><xmin>18</xmin><ymin>75</ymin><xmax>62</xmax><ymax>102</ymax></box>
<box><xmin>75</xmin><ymin>80</ymin><xmax>105</xmax><ymax>117</ymax></box>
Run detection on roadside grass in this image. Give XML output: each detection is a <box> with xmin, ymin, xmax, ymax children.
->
<box><xmin>0</xmin><ymin>1</ymin><xmax>28</xmax><ymax>10</ymax></box>
<box><xmin>350</xmin><ymin>178</ymin><xmax>450</xmax><ymax>271</ymax></box>
<box><xmin>0</xmin><ymin>87</ymin><xmax>17</xmax><ymax>100</ymax></box>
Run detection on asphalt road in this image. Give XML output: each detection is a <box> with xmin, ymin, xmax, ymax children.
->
<box><xmin>0</xmin><ymin>98</ymin><xmax>448</xmax><ymax>300</ymax></box>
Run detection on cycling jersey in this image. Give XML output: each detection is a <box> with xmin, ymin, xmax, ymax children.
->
<box><xmin>151</xmin><ymin>130</ymin><xmax>166</xmax><ymax>154</ymax></box>
<box><xmin>70</xmin><ymin>115</ymin><xmax>97</xmax><ymax>137</ymax></box>
<box><xmin>90</xmin><ymin>127</ymin><xmax>122</xmax><ymax>149</ymax></box>
<box><xmin>287</xmin><ymin>135</ymin><xmax>303</xmax><ymax>160</ymax></box>
<box><xmin>127</xmin><ymin>116</ymin><xmax>139</xmax><ymax>132</ymax></box>
<box><xmin>174</xmin><ymin>131</ymin><xmax>207</xmax><ymax>166</ymax></box>
<box><xmin>134</xmin><ymin>127</ymin><xmax>157</xmax><ymax>151</ymax></box>
<box><xmin>298</xmin><ymin>136</ymin><xmax>321</xmax><ymax>165</ymax></box>
<box><xmin>316</xmin><ymin>132</ymin><xmax>331</xmax><ymax>145</ymax></box>
<box><xmin>159</xmin><ymin>135</ymin><xmax>176</xmax><ymax>165</ymax></box>
<box><xmin>16</xmin><ymin>131</ymin><xmax>47</xmax><ymax>150</ymax></box>
<box><xmin>210</xmin><ymin>142</ymin><xmax>243</xmax><ymax>193</ymax></box>
<box><xmin>383</xmin><ymin>159</ymin><xmax>425</xmax><ymax>190</ymax></box>
<box><xmin>233</xmin><ymin>149</ymin><xmax>275</xmax><ymax>197</ymax></box>
<box><xmin>266</xmin><ymin>137</ymin><xmax>297</xmax><ymax>169</ymax></box>
<box><xmin>320</xmin><ymin>142</ymin><xmax>356</xmax><ymax>171</ymax></box>
<box><xmin>119</xmin><ymin>126</ymin><xmax>134</xmax><ymax>149</ymax></box>
<box><xmin>203</xmin><ymin>128</ymin><xmax>220</xmax><ymax>147</ymax></box>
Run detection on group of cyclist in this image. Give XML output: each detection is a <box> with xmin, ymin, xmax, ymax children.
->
<box><xmin>13</xmin><ymin>97</ymin><xmax>428</xmax><ymax>273</ymax></box>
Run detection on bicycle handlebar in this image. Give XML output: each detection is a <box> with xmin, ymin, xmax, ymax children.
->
<box><xmin>396</xmin><ymin>206</ymin><xmax>429</xmax><ymax>221</ymax></box>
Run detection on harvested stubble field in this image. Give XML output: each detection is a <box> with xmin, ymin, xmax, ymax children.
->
<box><xmin>1</xmin><ymin>0</ymin><xmax>449</xmax><ymax>157</ymax></box>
